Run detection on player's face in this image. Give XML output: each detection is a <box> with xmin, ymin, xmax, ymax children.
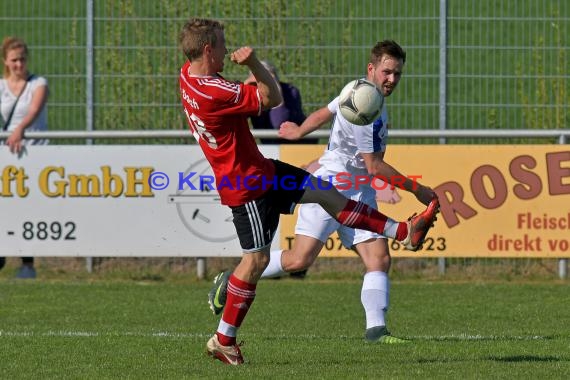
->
<box><xmin>4</xmin><ymin>48</ymin><xmax>28</xmax><ymax>78</ymax></box>
<box><xmin>367</xmin><ymin>55</ymin><xmax>404</xmax><ymax>97</ymax></box>
<box><xmin>211</xmin><ymin>29</ymin><xmax>228</xmax><ymax>73</ymax></box>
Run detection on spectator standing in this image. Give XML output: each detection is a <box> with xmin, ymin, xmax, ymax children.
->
<box><xmin>0</xmin><ymin>36</ymin><xmax>49</xmax><ymax>279</ymax></box>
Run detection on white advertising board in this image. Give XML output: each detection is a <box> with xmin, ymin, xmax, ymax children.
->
<box><xmin>0</xmin><ymin>145</ymin><xmax>280</xmax><ymax>256</ymax></box>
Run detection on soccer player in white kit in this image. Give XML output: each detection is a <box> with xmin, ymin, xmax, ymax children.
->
<box><xmin>264</xmin><ymin>40</ymin><xmax>437</xmax><ymax>343</ymax></box>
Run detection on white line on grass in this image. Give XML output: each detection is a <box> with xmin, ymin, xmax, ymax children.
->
<box><xmin>0</xmin><ymin>330</ymin><xmax>210</xmax><ymax>338</ymax></box>
<box><xmin>0</xmin><ymin>330</ymin><xmax>552</xmax><ymax>341</ymax></box>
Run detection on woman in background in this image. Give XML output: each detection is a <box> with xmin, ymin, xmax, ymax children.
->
<box><xmin>0</xmin><ymin>36</ymin><xmax>49</xmax><ymax>279</ymax></box>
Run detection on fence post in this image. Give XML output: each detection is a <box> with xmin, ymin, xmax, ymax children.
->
<box><xmin>558</xmin><ymin>134</ymin><xmax>567</xmax><ymax>279</ymax></box>
<box><xmin>559</xmin><ymin>260</ymin><xmax>567</xmax><ymax>280</ymax></box>
<box><xmin>438</xmin><ymin>0</ymin><xmax>448</xmax><ymax>275</ymax></box>
<box><xmin>439</xmin><ymin>0</ymin><xmax>448</xmax><ymax>146</ymax></box>
<box><xmin>197</xmin><ymin>258</ymin><xmax>206</xmax><ymax>279</ymax></box>
<box><xmin>85</xmin><ymin>0</ymin><xmax>95</xmax><ymax>274</ymax></box>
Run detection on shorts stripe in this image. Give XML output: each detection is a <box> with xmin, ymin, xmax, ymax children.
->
<box><xmin>245</xmin><ymin>201</ymin><xmax>264</xmax><ymax>248</ymax></box>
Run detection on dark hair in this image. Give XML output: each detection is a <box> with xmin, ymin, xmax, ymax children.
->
<box><xmin>370</xmin><ymin>40</ymin><xmax>406</xmax><ymax>66</ymax></box>
<box><xmin>179</xmin><ymin>18</ymin><xmax>224</xmax><ymax>61</ymax></box>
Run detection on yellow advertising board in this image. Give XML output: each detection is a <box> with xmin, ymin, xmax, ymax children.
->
<box><xmin>280</xmin><ymin>145</ymin><xmax>570</xmax><ymax>258</ymax></box>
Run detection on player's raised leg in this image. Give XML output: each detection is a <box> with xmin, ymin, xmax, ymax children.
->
<box><xmin>299</xmin><ymin>176</ymin><xmax>439</xmax><ymax>250</ymax></box>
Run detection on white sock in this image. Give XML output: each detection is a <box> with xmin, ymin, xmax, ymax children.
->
<box><xmin>261</xmin><ymin>250</ymin><xmax>287</xmax><ymax>278</ymax></box>
<box><xmin>217</xmin><ymin>319</ymin><xmax>236</xmax><ymax>338</ymax></box>
<box><xmin>383</xmin><ymin>220</ymin><xmax>400</xmax><ymax>240</ymax></box>
<box><xmin>361</xmin><ymin>271</ymin><xmax>389</xmax><ymax>329</ymax></box>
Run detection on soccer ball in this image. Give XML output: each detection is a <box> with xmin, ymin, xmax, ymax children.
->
<box><xmin>338</xmin><ymin>79</ymin><xmax>384</xmax><ymax>125</ymax></box>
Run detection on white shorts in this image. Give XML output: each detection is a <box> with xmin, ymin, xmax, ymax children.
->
<box><xmin>295</xmin><ymin>173</ymin><xmax>384</xmax><ymax>249</ymax></box>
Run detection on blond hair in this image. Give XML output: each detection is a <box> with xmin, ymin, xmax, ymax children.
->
<box><xmin>2</xmin><ymin>36</ymin><xmax>28</xmax><ymax>78</ymax></box>
<box><xmin>178</xmin><ymin>18</ymin><xmax>224</xmax><ymax>61</ymax></box>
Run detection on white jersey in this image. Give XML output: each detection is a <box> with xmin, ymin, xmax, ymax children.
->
<box><xmin>318</xmin><ymin>92</ymin><xmax>388</xmax><ymax>181</ymax></box>
<box><xmin>297</xmin><ymin>92</ymin><xmax>389</xmax><ymax>247</ymax></box>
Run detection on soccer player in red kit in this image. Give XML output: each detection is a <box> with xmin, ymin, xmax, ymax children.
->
<box><xmin>178</xmin><ymin>18</ymin><xmax>439</xmax><ymax>365</ymax></box>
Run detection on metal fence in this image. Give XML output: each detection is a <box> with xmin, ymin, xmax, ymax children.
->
<box><xmin>1</xmin><ymin>0</ymin><xmax>568</xmax><ymax>137</ymax></box>
<box><xmin>1</xmin><ymin>1</ymin><xmax>568</xmax><ymax>279</ymax></box>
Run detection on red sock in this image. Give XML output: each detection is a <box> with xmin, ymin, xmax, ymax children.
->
<box><xmin>395</xmin><ymin>222</ymin><xmax>408</xmax><ymax>241</ymax></box>
<box><xmin>216</xmin><ymin>274</ymin><xmax>256</xmax><ymax>346</ymax></box>
<box><xmin>336</xmin><ymin>199</ymin><xmax>407</xmax><ymax>239</ymax></box>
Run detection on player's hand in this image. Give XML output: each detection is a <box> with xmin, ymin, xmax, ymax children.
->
<box><xmin>278</xmin><ymin>121</ymin><xmax>303</xmax><ymax>140</ymax></box>
<box><xmin>414</xmin><ymin>185</ymin><xmax>438</xmax><ymax>206</ymax></box>
<box><xmin>230</xmin><ymin>47</ymin><xmax>255</xmax><ymax>66</ymax></box>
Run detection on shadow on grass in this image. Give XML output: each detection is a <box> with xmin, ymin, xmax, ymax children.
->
<box><xmin>411</xmin><ymin>335</ymin><xmax>558</xmax><ymax>342</ymax></box>
<box><xmin>486</xmin><ymin>355</ymin><xmax>562</xmax><ymax>362</ymax></box>
<box><xmin>417</xmin><ymin>355</ymin><xmax>565</xmax><ymax>364</ymax></box>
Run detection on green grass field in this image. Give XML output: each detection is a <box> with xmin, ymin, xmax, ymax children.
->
<box><xmin>1</xmin><ymin>278</ymin><xmax>568</xmax><ymax>379</ymax></box>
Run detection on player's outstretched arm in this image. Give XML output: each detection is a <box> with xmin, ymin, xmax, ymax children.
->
<box><xmin>278</xmin><ymin>106</ymin><xmax>332</xmax><ymax>140</ymax></box>
<box><xmin>361</xmin><ymin>152</ymin><xmax>437</xmax><ymax>206</ymax></box>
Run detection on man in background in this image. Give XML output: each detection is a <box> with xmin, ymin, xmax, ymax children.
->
<box><xmin>247</xmin><ymin>60</ymin><xmax>317</xmax><ymax>145</ymax></box>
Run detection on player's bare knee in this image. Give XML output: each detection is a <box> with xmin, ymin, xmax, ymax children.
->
<box><xmin>256</xmin><ymin>252</ymin><xmax>270</xmax><ymax>269</ymax></box>
<box><xmin>242</xmin><ymin>250</ymin><xmax>270</xmax><ymax>273</ymax></box>
<box><xmin>286</xmin><ymin>255</ymin><xmax>313</xmax><ymax>272</ymax></box>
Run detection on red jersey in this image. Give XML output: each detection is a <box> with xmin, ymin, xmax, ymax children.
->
<box><xmin>179</xmin><ymin>61</ymin><xmax>275</xmax><ymax>206</ymax></box>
